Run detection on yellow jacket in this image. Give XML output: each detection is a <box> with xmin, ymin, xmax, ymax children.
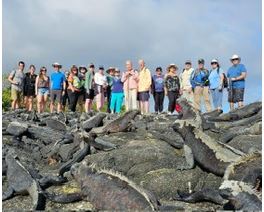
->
<box><xmin>138</xmin><ymin>67</ymin><xmax>152</xmax><ymax>92</ymax></box>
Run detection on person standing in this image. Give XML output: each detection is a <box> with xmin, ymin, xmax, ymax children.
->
<box><xmin>121</xmin><ymin>60</ymin><xmax>139</xmax><ymax>111</ymax></box>
<box><xmin>94</xmin><ymin>66</ymin><xmax>108</xmax><ymax>112</ymax></box>
<box><xmin>8</xmin><ymin>61</ymin><xmax>26</xmax><ymax>110</ymax></box>
<box><xmin>137</xmin><ymin>59</ymin><xmax>152</xmax><ymax>114</ymax></box>
<box><xmin>23</xmin><ymin>65</ymin><xmax>37</xmax><ymax>111</ymax></box>
<box><xmin>227</xmin><ymin>54</ymin><xmax>247</xmax><ymax>110</ymax></box>
<box><xmin>106</xmin><ymin>67</ymin><xmax>115</xmax><ymax>113</ymax></box>
<box><xmin>50</xmin><ymin>62</ymin><xmax>66</xmax><ymax>113</ymax></box>
<box><xmin>35</xmin><ymin>67</ymin><xmax>50</xmax><ymax>113</ymax></box>
<box><xmin>61</xmin><ymin>70</ymin><xmax>70</xmax><ymax>111</ymax></box>
<box><xmin>208</xmin><ymin>59</ymin><xmax>224</xmax><ymax>111</ymax></box>
<box><xmin>67</xmin><ymin>66</ymin><xmax>81</xmax><ymax>112</ymax></box>
<box><xmin>180</xmin><ymin>60</ymin><xmax>194</xmax><ymax>105</ymax></box>
<box><xmin>78</xmin><ymin>66</ymin><xmax>87</xmax><ymax>111</ymax></box>
<box><xmin>164</xmin><ymin>64</ymin><xmax>181</xmax><ymax>115</ymax></box>
<box><xmin>151</xmin><ymin>67</ymin><xmax>165</xmax><ymax>114</ymax></box>
<box><xmin>84</xmin><ymin>63</ymin><xmax>96</xmax><ymax>113</ymax></box>
<box><xmin>110</xmin><ymin>69</ymin><xmax>124</xmax><ymax>114</ymax></box>
<box><xmin>191</xmin><ymin>59</ymin><xmax>212</xmax><ymax>112</ymax></box>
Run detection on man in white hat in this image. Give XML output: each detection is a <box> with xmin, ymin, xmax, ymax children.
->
<box><xmin>50</xmin><ymin>62</ymin><xmax>66</xmax><ymax>113</ymax></box>
<box><xmin>227</xmin><ymin>54</ymin><xmax>247</xmax><ymax>110</ymax></box>
<box><xmin>180</xmin><ymin>60</ymin><xmax>194</xmax><ymax>106</ymax></box>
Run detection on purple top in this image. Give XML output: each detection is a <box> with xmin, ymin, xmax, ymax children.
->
<box><xmin>112</xmin><ymin>77</ymin><xmax>124</xmax><ymax>93</ymax></box>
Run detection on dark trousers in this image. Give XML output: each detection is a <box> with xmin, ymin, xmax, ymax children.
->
<box><xmin>62</xmin><ymin>91</ymin><xmax>70</xmax><ymax>107</ymax></box>
<box><xmin>168</xmin><ymin>91</ymin><xmax>179</xmax><ymax>113</ymax></box>
<box><xmin>153</xmin><ymin>91</ymin><xmax>164</xmax><ymax>112</ymax></box>
<box><xmin>68</xmin><ymin>90</ymin><xmax>79</xmax><ymax>112</ymax></box>
<box><xmin>106</xmin><ymin>86</ymin><xmax>112</xmax><ymax>113</ymax></box>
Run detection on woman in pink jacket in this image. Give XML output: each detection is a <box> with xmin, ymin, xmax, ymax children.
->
<box><xmin>121</xmin><ymin>60</ymin><xmax>139</xmax><ymax>111</ymax></box>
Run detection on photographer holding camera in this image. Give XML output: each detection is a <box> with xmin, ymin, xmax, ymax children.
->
<box><xmin>191</xmin><ymin>59</ymin><xmax>212</xmax><ymax>112</ymax></box>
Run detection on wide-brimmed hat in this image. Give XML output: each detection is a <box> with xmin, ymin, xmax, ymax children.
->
<box><xmin>167</xmin><ymin>63</ymin><xmax>178</xmax><ymax>71</ymax></box>
<box><xmin>79</xmin><ymin>65</ymin><xmax>87</xmax><ymax>72</ymax></box>
<box><xmin>211</xmin><ymin>59</ymin><xmax>218</xmax><ymax>64</ymax></box>
<box><xmin>230</xmin><ymin>54</ymin><xmax>240</xmax><ymax>61</ymax></box>
<box><xmin>114</xmin><ymin>68</ymin><xmax>120</xmax><ymax>73</ymax></box>
<box><xmin>106</xmin><ymin>67</ymin><xmax>115</xmax><ymax>73</ymax></box>
<box><xmin>185</xmin><ymin>60</ymin><xmax>192</xmax><ymax>65</ymax></box>
<box><xmin>52</xmin><ymin>62</ymin><xmax>62</xmax><ymax>68</ymax></box>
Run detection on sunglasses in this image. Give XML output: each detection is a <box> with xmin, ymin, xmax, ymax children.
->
<box><xmin>211</xmin><ymin>62</ymin><xmax>217</xmax><ymax>65</ymax></box>
<box><xmin>41</xmin><ymin>69</ymin><xmax>47</xmax><ymax>72</ymax></box>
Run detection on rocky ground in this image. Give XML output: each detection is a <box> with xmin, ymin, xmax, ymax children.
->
<box><xmin>2</xmin><ymin>101</ymin><xmax>262</xmax><ymax>211</ymax></box>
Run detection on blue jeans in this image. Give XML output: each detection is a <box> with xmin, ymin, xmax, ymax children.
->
<box><xmin>110</xmin><ymin>92</ymin><xmax>124</xmax><ymax>113</ymax></box>
<box><xmin>210</xmin><ymin>89</ymin><xmax>223</xmax><ymax>109</ymax></box>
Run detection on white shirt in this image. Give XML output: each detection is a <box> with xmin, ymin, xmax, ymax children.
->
<box><xmin>94</xmin><ymin>72</ymin><xmax>107</xmax><ymax>86</ymax></box>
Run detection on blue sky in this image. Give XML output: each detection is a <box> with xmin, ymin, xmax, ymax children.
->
<box><xmin>3</xmin><ymin>0</ymin><xmax>261</xmax><ymax>112</ymax></box>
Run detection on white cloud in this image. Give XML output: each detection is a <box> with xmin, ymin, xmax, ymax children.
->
<box><xmin>3</xmin><ymin>0</ymin><xmax>261</xmax><ymax>103</ymax></box>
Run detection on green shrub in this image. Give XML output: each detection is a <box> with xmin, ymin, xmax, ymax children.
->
<box><xmin>2</xmin><ymin>88</ymin><xmax>11</xmax><ymax>111</ymax></box>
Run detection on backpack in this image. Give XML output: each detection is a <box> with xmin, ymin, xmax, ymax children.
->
<box><xmin>216</xmin><ymin>68</ymin><xmax>228</xmax><ymax>88</ymax></box>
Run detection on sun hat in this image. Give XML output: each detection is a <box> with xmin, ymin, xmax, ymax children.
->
<box><xmin>106</xmin><ymin>67</ymin><xmax>115</xmax><ymax>73</ymax></box>
<box><xmin>52</xmin><ymin>62</ymin><xmax>62</xmax><ymax>68</ymax></box>
<box><xmin>167</xmin><ymin>63</ymin><xmax>178</xmax><ymax>71</ymax></box>
<box><xmin>185</xmin><ymin>60</ymin><xmax>192</xmax><ymax>64</ymax></box>
<box><xmin>230</xmin><ymin>54</ymin><xmax>240</xmax><ymax>60</ymax></box>
<box><xmin>211</xmin><ymin>59</ymin><xmax>218</xmax><ymax>63</ymax></box>
<box><xmin>114</xmin><ymin>68</ymin><xmax>120</xmax><ymax>73</ymax></box>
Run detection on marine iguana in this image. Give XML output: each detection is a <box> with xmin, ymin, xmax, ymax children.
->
<box><xmin>206</xmin><ymin>101</ymin><xmax>262</xmax><ymax>122</ymax></box>
<box><xmin>3</xmin><ymin>154</ymin><xmax>46</xmax><ymax>210</ymax></box>
<box><xmin>223</xmin><ymin>152</ymin><xmax>262</xmax><ymax>188</ymax></box>
<box><xmin>81</xmin><ymin>113</ymin><xmax>106</xmax><ymax>132</ymax></box>
<box><xmin>91</xmin><ymin>110</ymin><xmax>140</xmax><ymax>134</ymax></box>
<box><xmin>46</xmin><ymin>162</ymin><xmax>159</xmax><ymax>210</ymax></box>
<box><xmin>173</xmin><ymin>97</ymin><xmax>244</xmax><ymax>176</ymax></box>
<box><xmin>175</xmin><ymin>180</ymin><xmax>262</xmax><ymax>211</ymax></box>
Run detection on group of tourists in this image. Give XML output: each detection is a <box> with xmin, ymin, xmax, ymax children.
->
<box><xmin>8</xmin><ymin>54</ymin><xmax>247</xmax><ymax>114</ymax></box>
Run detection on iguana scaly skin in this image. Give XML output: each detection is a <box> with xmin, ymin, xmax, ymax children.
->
<box><xmin>70</xmin><ymin>162</ymin><xmax>159</xmax><ymax>210</ymax></box>
<box><xmin>3</xmin><ymin>154</ymin><xmax>46</xmax><ymax>210</ymax></box>
<box><xmin>174</xmin><ymin>98</ymin><xmax>244</xmax><ymax>176</ymax></box>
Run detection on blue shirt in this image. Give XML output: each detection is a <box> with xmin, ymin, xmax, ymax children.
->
<box><xmin>209</xmin><ymin>68</ymin><xmax>224</xmax><ymax>89</ymax></box>
<box><xmin>227</xmin><ymin>64</ymin><xmax>247</xmax><ymax>89</ymax></box>
<box><xmin>191</xmin><ymin>69</ymin><xmax>209</xmax><ymax>88</ymax></box>
<box><xmin>112</xmin><ymin>77</ymin><xmax>123</xmax><ymax>93</ymax></box>
<box><xmin>152</xmin><ymin>75</ymin><xmax>164</xmax><ymax>92</ymax></box>
<box><xmin>51</xmin><ymin>71</ymin><xmax>66</xmax><ymax>90</ymax></box>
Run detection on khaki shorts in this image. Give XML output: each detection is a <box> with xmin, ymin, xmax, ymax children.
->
<box><xmin>11</xmin><ymin>88</ymin><xmax>23</xmax><ymax>102</ymax></box>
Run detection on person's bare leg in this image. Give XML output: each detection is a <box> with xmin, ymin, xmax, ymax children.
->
<box><xmin>11</xmin><ymin>100</ymin><xmax>16</xmax><ymax>110</ymax></box>
<box><xmin>89</xmin><ymin>100</ymin><xmax>93</xmax><ymax>111</ymax></box>
<box><xmin>57</xmin><ymin>103</ymin><xmax>62</xmax><ymax>113</ymax></box>
<box><xmin>15</xmin><ymin>100</ymin><xmax>20</xmax><ymax>109</ymax></box>
<box><xmin>37</xmin><ymin>95</ymin><xmax>42</xmax><ymax>113</ymax></box>
<box><xmin>50</xmin><ymin>102</ymin><xmax>54</xmax><ymax>113</ymax></box>
<box><xmin>144</xmin><ymin>101</ymin><xmax>149</xmax><ymax>114</ymax></box>
<box><xmin>28</xmin><ymin>97</ymin><xmax>33</xmax><ymax>111</ymax></box>
<box><xmin>85</xmin><ymin>99</ymin><xmax>89</xmax><ymax>113</ymax></box>
<box><xmin>24</xmin><ymin>96</ymin><xmax>28</xmax><ymax>110</ymax></box>
<box><xmin>139</xmin><ymin>101</ymin><xmax>144</xmax><ymax>114</ymax></box>
<box><xmin>229</xmin><ymin>102</ymin><xmax>234</xmax><ymax>110</ymax></box>
<box><xmin>43</xmin><ymin>95</ymin><xmax>48</xmax><ymax>113</ymax></box>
